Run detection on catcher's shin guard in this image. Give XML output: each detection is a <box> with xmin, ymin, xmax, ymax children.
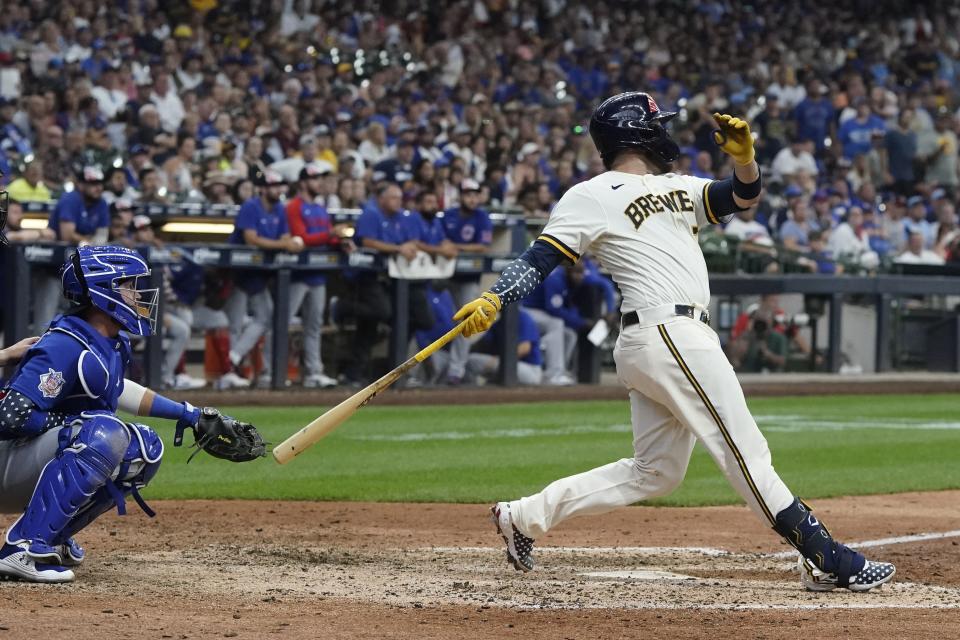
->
<box><xmin>6</xmin><ymin>414</ymin><xmax>130</xmax><ymax>562</ymax></box>
<box><xmin>53</xmin><ymin>422</ymin><xmax>164</xmax><ymax>548</ymax></box>
<box><xmin>773</xmin><ymin>498</ymin><xmax>866</xmax><ymax>588</ymax></box>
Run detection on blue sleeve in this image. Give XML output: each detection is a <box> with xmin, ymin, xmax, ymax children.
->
<box><xmin>520</xmin><ymin>239</ymin><xmax>566</xmax><ymax>278</ymax></box>
<box><xmin>354</xmin><ymin>210</ymin><xmax>380</xmax><ymax>245</ymax></box>
<box><xmin>235</xmin><ymin>201</ymin><xmax>258</xmax><ymax>232</ymax></box>
<box><xmin>47</xmin><ymin>201</ymin><xmax>59</xmax><ymax>230</ymax></box>
<box><xmin>476</xmin><ymin>211</ymin><xmax>493</xmax><ymax>245</ymax></box>
<box><xmin>57</xmin><ymin>193</ymin><xmax>81</xmax><ymax>225</ymax></box>
<box><xmin>837</xmin><ymin>119</ymin><xmax>853</xmax><ymax>143</ymax></box>
<box><xmin>276</xmin><ymin>205</ymin><xmax>290</xmax><ymax>236</ymax></box>
<box><xmin>403</xmin><ymin>213</ymin><xmax>422</xmax><ymax>243</ymax></box>
<box><xmin>441</xmin><ymin>210</ymin><xmax>458</xmax><ymax>241</ymax></box>
<box><xmin>585</xmin><ymin>273</ymin><xmax>616</xmax><ymax>311</ymax></box>
<box><xmin>705</xmin><ymin>178</ymin><xmax>748</xmax><ymax>220</ymax></box>
<box><xmin>542</xmin><ymin>270</ymin><xmax>584</xmax><ymax>329</ymax></box>
<box><xmin>518</xmin><ymin>310</ymin><xmax>539</xmax><ymax>343</ymax></box>
<box><xmin>7</xmin><ymin>334</ymin><xmax>83</xmax><ymax>410</ymax></box>
<box><xmin>96</xmin><ymin>200</ymin><xmax>109</xmax><ymax>229</ymax></box>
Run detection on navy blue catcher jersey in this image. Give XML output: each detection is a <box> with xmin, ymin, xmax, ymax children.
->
<box><xmin>6</xmin><ymin>314</ymin><xmax>131</xmax><ymax>415</ymax></box>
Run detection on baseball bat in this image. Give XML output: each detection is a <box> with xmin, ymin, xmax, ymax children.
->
<box><xmin>272</xmin><ymin>318</ymin><xmax>469</xmax><ymax>464</ymax></box>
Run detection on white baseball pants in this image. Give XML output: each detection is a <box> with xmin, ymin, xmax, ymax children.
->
<box><xmin>509</xmin><ymin>315</ymin><xmax>795</xmax><ymax>539</ymax></box>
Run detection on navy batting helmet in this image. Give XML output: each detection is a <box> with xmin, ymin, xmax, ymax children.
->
<box><xmin>589</xmin><ymin>92</ymin><xmax>679</xmax><ymax>172</ymax></box>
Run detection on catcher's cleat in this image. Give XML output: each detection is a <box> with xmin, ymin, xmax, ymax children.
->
<box><xmin>491</xmin><ymin>502</ymin><xmax>535</xmax><ymax>572</ymax></box>
<box><xmin>797</xmin><ymin>555</ymin><xmax>896</xmax><ymax>592</ymax></box>
<box><xmin>0</xmin><ymin>543</ymin><xmax>74</xmax><ymax>583</ymax></box>
<box><xmin>59</xmin><ymin>538</ymin><xmax>85</xmax><ymax>567</ymax></box>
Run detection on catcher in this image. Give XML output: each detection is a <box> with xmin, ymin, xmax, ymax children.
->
<box><xmin>0</xmin><ymin>245</ymin><xmax>265</xmax><ymax>583</ymax></box>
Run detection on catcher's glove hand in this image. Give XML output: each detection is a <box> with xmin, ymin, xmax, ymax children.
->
<box><xmin>179</xmin><ymin>407</ymin><xmax>267</xmax><ymax>463</ymax></box>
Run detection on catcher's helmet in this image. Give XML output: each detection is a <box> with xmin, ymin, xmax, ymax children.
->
<box><xmin>589</xmin><ymin>91</ymin><xmax>679</xmax><ymax>172</ymax></box>
<box><xmin>60</xmin><ymin>245</ymin><xmax>159</xmax><ymax>336</ymax></box>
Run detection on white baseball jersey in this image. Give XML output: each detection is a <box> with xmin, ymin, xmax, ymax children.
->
<box><xmin>507</xmin><ymin>169</ymin><xmax>798</xmax><ymax>544</ymax></box>
<box><xmin>537</xmin><ymin>171</ymin><xmax>721</xmax><ymax>312</ymax></box>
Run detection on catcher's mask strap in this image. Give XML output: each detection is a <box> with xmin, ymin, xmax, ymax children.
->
<box><xmin>71</xmin><ymin>250</ymin><xmax>92</xmax><ymax>302</ymax></box>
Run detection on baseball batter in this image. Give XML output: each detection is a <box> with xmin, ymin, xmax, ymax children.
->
<box><xmin>453</xmin><ymin>92</ymin><xmax>896</xmax><ymax>592</ymax></box>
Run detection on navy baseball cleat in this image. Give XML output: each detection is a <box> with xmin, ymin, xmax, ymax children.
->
<box><xmin>798</xmin><ymin>555</ymin><xmax>896</xmax><ymax>592</ymax></box>
<box><xmin>59</xmin><ymin>538</ymin><xmax>85</xmax><ymax>567</ymax></box>
<box><xmin>491</xmin><ymin>502</ymin><xmax>535</xmax><ymax>572</ymax></box>
<box><xmin>0</xmin><ymin>543</ymin><xmax>75</xmax><ymax>583</ymax></box>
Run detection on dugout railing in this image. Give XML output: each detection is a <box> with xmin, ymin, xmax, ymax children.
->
<box><xmin>1</xmin><ymin>242</ymin><xmax>531</xmax><ymax>390</ymax></box>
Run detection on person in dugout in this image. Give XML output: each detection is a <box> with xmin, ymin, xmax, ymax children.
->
<box><xmin>225</xmin><ymin>169</ymin><xmax>304</xmax><ymax>386</ymax></box>
<box><xmin>285</xmin><ymin>162</ymin><xmax>351</xmax><ymax>389</ymax></box>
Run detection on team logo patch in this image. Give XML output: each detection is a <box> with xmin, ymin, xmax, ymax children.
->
<box><xmin>38</xmin><ymin>368</ymin><xmax>65</xmax><ymax>398</ymax></box>
<box><xmin>461</xmin><ymin>224</ymin><xmax>476</xmax><ymax>242</ymax></box>
<box><xmin>647</xmin><ymin>95</ymin><xmax>660</xmax><ymax>113</ymax></box>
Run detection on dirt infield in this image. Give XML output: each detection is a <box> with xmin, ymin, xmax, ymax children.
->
<box><xmin>3</xmin><ymin>491</ymin><xmax>959</xmax><ymax>639</ymax></box>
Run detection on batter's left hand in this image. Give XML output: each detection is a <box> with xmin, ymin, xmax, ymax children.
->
<box><xmin>712</xmin><ymin>113</ymin><xmax>755</xmax><ymax>165</ymax></box>
<box><xmin>452</xmin><ymin>292</ymin><xmax>502</xmax><ymax>337</ymax></box>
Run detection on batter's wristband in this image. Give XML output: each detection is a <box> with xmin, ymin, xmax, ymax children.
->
<box><xmin>732</xmin><ymin>169</ymin><xmax>762</xmax><ymax>200</ymax></box>
<box><xmin>480</xmin><ymin>291</ymin><xmax>502</xmax><ymax>312</ymax></box>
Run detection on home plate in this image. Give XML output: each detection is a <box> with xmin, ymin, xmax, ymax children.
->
<box><xmin>581</xmin><ymin>569</ymin><xmax>695</xmax><ymax>581</ymax></box>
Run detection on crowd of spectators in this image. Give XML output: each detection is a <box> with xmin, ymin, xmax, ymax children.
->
<box><xmin>4</xmin><ymin>0</ymin><xmax>960</xmax><ymax>385</ymax></box>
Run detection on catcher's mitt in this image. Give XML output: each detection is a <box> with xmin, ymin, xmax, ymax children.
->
<box><xmin>178</xmin><ymin>407</ymin><xmax>267</xmax><ymax>463</ymax></box>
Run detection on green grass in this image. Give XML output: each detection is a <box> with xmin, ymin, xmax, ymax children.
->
<box><xmin>135</xmin><ymin>394</ymin><xmax>960</xmax><ymax>506</ymax></box>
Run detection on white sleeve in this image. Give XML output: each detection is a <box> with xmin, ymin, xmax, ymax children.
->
<box><xmin>537</xmin><ymin>184</ymin><xmax>608</xmax><ymax>261</ymax></box>
<box><xmin>118</xmin><ymin>378</ymin><xmax>150</xmax><ymax>415</ymax></box>
<box><xmin>672</xmin><ymin>174</ymin><xmax>718</xmax><ymax>227</ymax></box>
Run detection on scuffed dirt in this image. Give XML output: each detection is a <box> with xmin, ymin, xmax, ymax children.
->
<box><xmin>1</xmin><ymin>491</ymin><xmax>959</xmax><ymax>639</ymax></box>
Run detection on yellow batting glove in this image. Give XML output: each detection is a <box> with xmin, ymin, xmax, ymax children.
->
<box><xmin>452</xmin><ymin>292</ymin><xmax>502</xmax><ymax>338</ymax></box>
<box><xmin>712</xmin><ymin>113</ymin><xmax>755</xmax><ymax>165</ymax></box>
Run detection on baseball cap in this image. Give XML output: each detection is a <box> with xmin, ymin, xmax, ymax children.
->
<box><xmin>313</xmin><ymin>123</ymin><xmax>331</xmax><ymax>136</ymax></box>
<box><xmin>130</xmin><ymin>214</ymin><xmax>153</xmax><ymax>231</ymax></box>
<box><xmin>299</xmin><ymin>161</ymin><xmax>333</xmax><ymax>180</ymax></box>
<box><xmin>128</xmin><ymin>143</ymin><xmax>148</xmax><ymax>156</ymax></box>
<box><xmin>452</xmin><ymin>123</ymin><xmax>471</xmax><ymax>136</ymax></box>
<box><xmin>460</xmin><ymin>178</ymin><xmax>481</xmax><ymax>192</ymax></box>
<box><xmin>907</xmin><ymin>195</ymin><xmax>925</xmax><ymax>208</ymax></box>
<box><xmin>813</xmin><ymin>188</ymin><xmax>830</xmax><ymax>201</ymax></box>
<box><xmin>114</xmin><ymin>198</ymin><xmax>134</xmax><ymax>212</ymax></box>
<box><xmin>518</xmin><ymin>142</ymin><xmax>540</xmax><ymax>160</ymax></box>
<box><xmin>81</xmin><ymin>166</ymin><xmax>105</xmax><ymax>183</ymax></box>
<box><xmin>255</xmin><ymin>169</ymin><xmax>286</xmax><ymax>186</ymax></box>
<box><xmin>784</xmin><ymin>184</ymin><xmax>803</xmax><ymax>199</ymax></box>
<box><xmin>299</xmin><ymin>132</ymin><xmax>317</xmax><ymax>146</ymax></box>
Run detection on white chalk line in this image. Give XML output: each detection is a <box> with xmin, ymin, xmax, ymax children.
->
<box><xmin>514</xmin><ymin>602</ymin><xmax>960</xmax><ymax>611</ymax></box>
<box><xmin>769</xmin><ymin>529</ymin><xmax>960</xmax><ymax>559</ymax></box>
<box><xmin>428</xmin><ymin>529</ymin><xmax>960</xmax><ymax>560</ymax></box>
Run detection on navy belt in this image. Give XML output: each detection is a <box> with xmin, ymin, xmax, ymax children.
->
<box><xmin>621</xmin><ymin>305</ymin><xmax>710</xmax><ymax>328</ymax></box>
